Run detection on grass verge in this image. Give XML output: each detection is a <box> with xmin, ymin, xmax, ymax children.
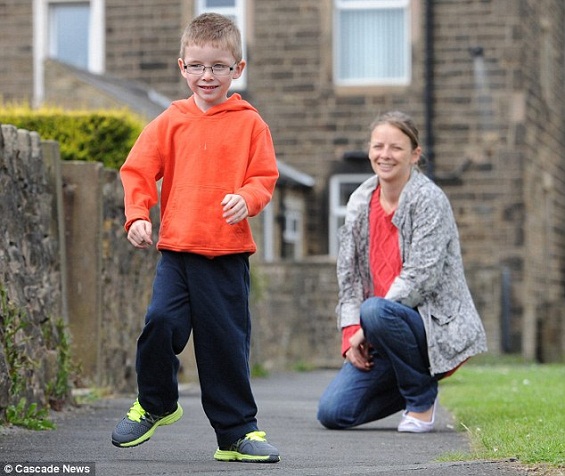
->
<box><xmin>439</xmin><ymin>357</ymin><xmax>565</xmax><ymax>471</ymax></box>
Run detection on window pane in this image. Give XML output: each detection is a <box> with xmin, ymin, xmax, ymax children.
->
<box><xmin>205</xmin><ymin>0</ymin><xmax>235</xmax><ymax>7</ymax></box>
<box><xmin>50</xmin><ymin>3</ymin><xmax>90</xmax><ymax>69</ymax></box>
<box><xmin>339</xmin><ymin>182</ymin><xmax>361</xmax><ymax>206</ymax></box>
<box><xmin>338</xmin><ymin>8</ymin><xmax>406</xmax><ymax>82</ymax></box>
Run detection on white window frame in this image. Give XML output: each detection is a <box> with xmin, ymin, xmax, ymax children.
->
<box><xmin>195</xmin><ymin>0</ymin><xmax>247</xmax><ymax>90</ymax></box>
<box><xmin>328</xmin><ymin>173</ymin><xmax>373</xmax><ymax>257</ymax></box>
<box><xmin>33</xmin><ymin>0</ymin><xmax>105</xmax><ymax>105</ymax></box>
<box><xmin>333</xmin><ymin>0</ymin><xmax>411</xmax><ymax>87</ymax></box>
<box><xmin>282</xmin><ymin>197</ymin><xmax>304</xmax><ymax>261</ymax></box>
<box><xmin>262</xmin><ymin>202</ymin><xmax>275</xmax><ymax>263</ymax></box>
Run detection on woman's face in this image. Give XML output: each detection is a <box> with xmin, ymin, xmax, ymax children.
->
<box><xmin>368</xmin><ymin>123</ymin><xmax>421</xmax><ymax>186</ymax></box>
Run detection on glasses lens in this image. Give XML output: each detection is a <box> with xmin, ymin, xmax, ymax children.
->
<box><xmin>212</xmin><ymin>65</ymin><xmax>229</xmax><ymax>76</ymax></box>
<box><xmin>184</xmin><ymin>63</ymin><xmax>234</xmax><ymax>76</ymax></box>
<box><xmin>185</xmin><ymin>64</ymin><xmax>202</xmax><ymax>74</ymax></box>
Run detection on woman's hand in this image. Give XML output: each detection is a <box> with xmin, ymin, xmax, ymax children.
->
<box><xmin>345</xmin><ymin>328</ymin><xmax>374</xmax><ymax>371</ymax></box>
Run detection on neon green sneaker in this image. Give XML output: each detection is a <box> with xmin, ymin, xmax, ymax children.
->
<box><xmin>214</xmin><ymin>430</ymin><xmax>280</xmax><ymax>463</ymax></box>
<box><xmin>111</xmin><ymin>399</ymin><xmax>183</xmax><ymax>448</ymax></box>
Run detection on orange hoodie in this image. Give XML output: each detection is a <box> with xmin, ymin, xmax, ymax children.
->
<box><xmin>120</xmin><ymin>94</ymin><xmax>278</xmax><ymax>257</ymax></box>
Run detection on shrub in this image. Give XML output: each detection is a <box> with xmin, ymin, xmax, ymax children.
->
<box><xmin>0</xmin><ymin>104</ymin><xmax>145</xmax><ymax>170</ymax></box>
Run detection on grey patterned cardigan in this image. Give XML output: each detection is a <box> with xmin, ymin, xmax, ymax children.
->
<box><xmin>336</xmin><ymin>168</ymin><xmax>487</xmax><ymax>375</ymax></box>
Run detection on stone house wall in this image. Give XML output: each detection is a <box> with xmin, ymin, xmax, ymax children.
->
<box><xmin>1</xmin><ymin>0</ymin><xmax>565</xmax><ymax>367</ymax></box>
<box><xmin>0</xmin><ymin>1</ymin><xmax>34</xmax><ymax>103</ymax></box>
<box><xmin>519</xmin><ymin>0</ymin><xmax>565</xmax><ymax>361</ymax></box>
<box><xmin>432</xmin><ymin>1</ymin><xmax>565</xmax><ymax>360</ymax></box>
<box><xmin>104</xmin><ymin>0</ymin><xmax>187</xmax><ymax>101</ymax></box>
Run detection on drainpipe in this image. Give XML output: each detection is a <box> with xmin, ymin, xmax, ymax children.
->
<box><xmin>501</xmin><ymin>266</ymin><xmax>512</xmax><ymax>353</ymax></box>
<box><xmin>424</xmin><ymin>0</ymin><xmax>435</xmax><ymax>180</ymax></box>
<box><xmin>277</xmin><ymin>188</ymin><xmax>287</xmax><ymax>259</ymax></box>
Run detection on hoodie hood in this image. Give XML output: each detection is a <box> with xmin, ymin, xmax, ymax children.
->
<box><xmin>170</xmin><ymin>93</ymin><xmax>258</xmax><ymax>117</ymax></box>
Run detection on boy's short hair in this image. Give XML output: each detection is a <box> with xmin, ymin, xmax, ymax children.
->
<box><xmin>179</xmin><ymin>12</ymin><xmax>242</xmax><ymax>62</ymax></box>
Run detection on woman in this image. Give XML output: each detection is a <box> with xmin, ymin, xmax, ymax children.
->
<box><xmin>317</xmin><ymin>111</ymin><xmax>487</xmax><ymax>433</ymax></box>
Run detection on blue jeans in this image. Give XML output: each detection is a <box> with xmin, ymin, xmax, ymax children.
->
<box><xmin>136</xmin><ymin>251</ymin><xmax>258</xmax><ymax>447</ymax></box>
<box><xmin>317</xmin><ymin>298</ymin><xmax>438</xmax><ymax>429</ymax></box>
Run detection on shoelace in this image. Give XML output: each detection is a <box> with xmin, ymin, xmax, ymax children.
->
<box><xmin>244</xmin><ymin>430</ymin><xmax>267</xmax><ymax>442</ymax></box>
<box><xmin>126</xmin><ymin>400</ymin><xmax>147</xmax><ymax>423</ymax></box>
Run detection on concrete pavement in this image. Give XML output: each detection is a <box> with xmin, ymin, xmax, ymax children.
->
<box><xmin>0</xmin><ymin>370</ymin><xmax>528</xmax><ymax>475</ymax></box>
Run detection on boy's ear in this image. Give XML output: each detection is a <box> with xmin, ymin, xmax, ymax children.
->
<box><xmin>178</xmin><ymin>58</ymin><xmax>187</xmax><ymax>76</ymax></box>
<box><xmin>232</xmin><ymin>60</ymin><xmax>246</xmax><ymax>79</ymax></box>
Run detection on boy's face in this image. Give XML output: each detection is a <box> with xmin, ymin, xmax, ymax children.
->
<box><xmin>178</xmin><ymin>45</ymin><xmax>245</xmax><ymax>112</ymax></box>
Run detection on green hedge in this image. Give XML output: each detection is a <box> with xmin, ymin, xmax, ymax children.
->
<box><xmin>0</xmin><ymin>106</ymin><xmax>145</xmax><ymax>170</ymax></box>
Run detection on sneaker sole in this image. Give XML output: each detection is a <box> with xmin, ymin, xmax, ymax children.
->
<box><xmin>213</xmin><ymin>449</ymin><xmax>280</xmax><ymax>463</ymax></box>
<box><xmin>112</xmin><ymin>404</ymin><xmax>184</xmax><ymax>448</ymax></box>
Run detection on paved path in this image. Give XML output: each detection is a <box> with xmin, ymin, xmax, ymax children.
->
<box><xmin>0</xmin><ymin>370</ymin><xmax>528</xmax><ymax>475</ymax></box>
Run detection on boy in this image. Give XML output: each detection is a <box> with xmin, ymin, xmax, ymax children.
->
<box><xmin>111</xmin><ymin>12</ymin><xmax>280</xmax><ymax>463</ymax></box>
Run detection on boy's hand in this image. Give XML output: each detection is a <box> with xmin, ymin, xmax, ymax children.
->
<box><xmin>127</xmin><ymin>220</ymin><xmax>153</xmax><ymax>249</ymax></box>
<box><xmin>222</xmin><ymin>194</ymin><xmax>249</xmax><ymax>225</ymax></box>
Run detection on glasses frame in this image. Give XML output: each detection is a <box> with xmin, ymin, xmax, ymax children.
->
<box><xmin>182</xmin><ymin>62</ymin><xmax>238</xmax><ymax>76</ymax></box>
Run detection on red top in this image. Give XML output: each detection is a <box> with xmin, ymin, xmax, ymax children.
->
<box><xmin>369</xmin><ymin>186</ymin><xmax>402</xmax><ymax>298</ymax></box>
<box><xmin>341</xmin><ymin>186</ymin><xmax>401</xmax><ymax>356</ymax></box>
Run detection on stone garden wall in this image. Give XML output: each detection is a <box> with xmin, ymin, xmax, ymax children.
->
<box><xmin>0</xmin><ymin>124</ymin><xmax>344</xmax><ymax>417</ymax></box>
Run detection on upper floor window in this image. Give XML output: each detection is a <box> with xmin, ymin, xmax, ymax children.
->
<box><xmin>196</xmin><ymin>0</ymin><xmax>247</xmax><ymax>90</ymax></box>
<box><xmin>34</xmin><ymin>0</ymin><xmax>105</xmax><ymax>103</ymax></box>
<box><xmin>333</xmin><ymin>0</ymin><xmax>411</xmax><ymax>87</ymax></box>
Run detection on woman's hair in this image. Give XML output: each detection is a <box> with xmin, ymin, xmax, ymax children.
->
<box><xmin>370</xmin><ymin>111</ymin><xmax>420</xmax><ymax>151</ymax></box>
<box><xmin>179</xmin><ymin>13</ymin><xmax>242</xmax><ymax>62</ymax></box>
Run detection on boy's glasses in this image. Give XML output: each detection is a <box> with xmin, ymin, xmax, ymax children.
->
<box><xmin>183</xmin><ymin>62</ymin><xmax>237</xmax><ymax>76</ymax></box>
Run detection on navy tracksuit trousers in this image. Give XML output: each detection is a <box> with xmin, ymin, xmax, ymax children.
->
<box><xmin>136</xmin><ymin>250</ymin><xmax>258</xmax><ymax>448</ymax></box>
